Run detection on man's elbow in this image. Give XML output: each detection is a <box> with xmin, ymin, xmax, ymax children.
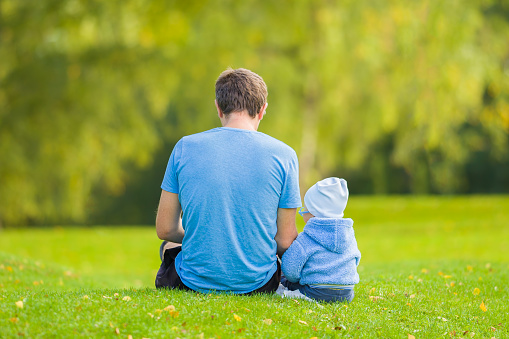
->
<box><xmin>276</xmin><ymin>238</ymin><xmax>294</xmax><ymax>252</ymax></box>
<box><xmin>275</xmin><ymin>230</ymin><xmax>298</xmax><ymax>248</ymax></box>
<box><xmin>156</xmin><ymin>222</ymin><xmax>171</xmax><ymax>241</ymax></box>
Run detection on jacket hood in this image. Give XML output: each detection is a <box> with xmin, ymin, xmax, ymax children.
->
<box><xmin>303</xmin><ymin>217</ymin><xmax>355</xmax><ymax>253</ymax></box>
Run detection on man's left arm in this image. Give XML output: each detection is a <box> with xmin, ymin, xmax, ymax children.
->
<box><xmin>274</xmin><ymin>207</ymin><xmax>298</xmax><ymax>258</ymax></box>
<box><xmin>156</xmin><ymin>190</ymin><xmax>185</xmax><ymax>243</ymax></box>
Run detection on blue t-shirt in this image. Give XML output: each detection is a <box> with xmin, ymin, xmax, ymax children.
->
<box><xmin>161</xmin><ymin>127</ymin><xmax>301</xmax><ymax>293</ymax></box>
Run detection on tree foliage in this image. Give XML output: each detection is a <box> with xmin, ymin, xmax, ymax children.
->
<box><xmin>1</xmin><ymin>0</ymin><xmax>508</xmax><ymax>226</ymax></box>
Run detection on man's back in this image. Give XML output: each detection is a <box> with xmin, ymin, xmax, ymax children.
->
<box><xmin>161</xmin><ymin>127</ymin><xmax>300</xmax><ymax>293</ymax></box>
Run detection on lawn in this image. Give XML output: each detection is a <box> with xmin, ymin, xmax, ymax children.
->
<box><xmin>0</xmin><ymin>195</ymin><xmax>508</xmax><ymax>338</ymax></box>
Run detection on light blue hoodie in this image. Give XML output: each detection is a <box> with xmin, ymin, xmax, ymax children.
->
<box><xmin>281</xmin><ymin>217</ymin><xmax>361</xmax><ymax>286</ymax></box>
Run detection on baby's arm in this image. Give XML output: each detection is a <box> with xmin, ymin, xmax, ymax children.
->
<box><xmin>281</xmin><ymin>239</ymin><xmax>309</xmax><ymax>283</ymax></box>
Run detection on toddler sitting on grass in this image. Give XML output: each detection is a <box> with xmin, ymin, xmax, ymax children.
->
<box><xmin>281</xmin><ymin>177</ymin><xmax>361</xmax><ymax>302</ymax></box>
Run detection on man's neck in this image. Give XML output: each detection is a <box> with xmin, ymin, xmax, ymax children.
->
<box><xmin>220</xmin><ymin>111</ymin><xmax>260</xmax><ymax>131</ymax></box>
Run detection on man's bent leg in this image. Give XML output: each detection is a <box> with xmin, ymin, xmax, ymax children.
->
<box><xmin>155</xmin><ymin>246</ymin><xmax>191</xmax><ymax>290</ymax></box>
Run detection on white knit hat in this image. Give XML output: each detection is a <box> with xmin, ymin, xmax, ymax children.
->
<box><xmin>303</xmin><ymin>177</ymin><xmax>349</xmax><ymax>218</ymax></box>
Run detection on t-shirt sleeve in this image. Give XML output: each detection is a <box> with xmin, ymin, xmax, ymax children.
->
<box><xmin>161</xmin><ymin>139</ymin><xmax>182</xmax><ymax>194</ymax></box>
<box><xmin>278</xmin><ymin>150</ymin><xmax>301</xmax><ymax>208</ymax></box>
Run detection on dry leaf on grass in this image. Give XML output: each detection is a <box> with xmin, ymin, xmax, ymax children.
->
<box><xmin>473</xmin><ymin>288</ymin><xmax>480</xmax><ymax>295</ymax></box>
<box><xmin>480</xmin><ymin>301</ymin><xmax>487</xmax><ymax>312</ymax></box>
<box><xmin>15</xmin><ymin>301</ymin><xmax>23</xmax><ymax>308</ymax></box>
<box><xmin>263</xmin><ymin>319</ymin><xmax>273</xmax><ymax>325</ymax></box>
<box><xmin>299</xmin><ymin>320</ymin><xmax>308</xmax><ymax>325</ymax></box>
<box><xmin>233</xmin><ymin>314</ymin><xmax>241</xmax><ymax>322</ymax></box>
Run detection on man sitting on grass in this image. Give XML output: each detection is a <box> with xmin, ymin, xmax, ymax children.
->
<box><xmin>155</xmin><ymin>68</ymin><xmax>301</xmax><ymax>294</ymax></box>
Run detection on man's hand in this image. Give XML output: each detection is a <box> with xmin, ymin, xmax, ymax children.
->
<box><xmin>274</xmin><ymin>208</ymin><xmax>298</xmax><ymax>257</ymax></box>
<box><xmin>156</xmin><ymin>190</ymin><xmax>185</xmax><ymax>243</ymax></box>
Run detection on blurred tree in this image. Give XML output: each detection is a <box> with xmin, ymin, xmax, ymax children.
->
<box><xmin>1</xmin><ymin>0</ymin><xmax>508</xmax><ymax>226</ymax></box>
<box><xmin>0</xmin><ymin>0</ymin><xmax>195</xmax><ymax>225</ymax></box>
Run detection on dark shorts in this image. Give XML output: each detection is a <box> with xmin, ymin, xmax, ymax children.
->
<box><xmin>155</xmin><ymin>246</ymin><xmax>281</xmax><ymax>295</ymax></box>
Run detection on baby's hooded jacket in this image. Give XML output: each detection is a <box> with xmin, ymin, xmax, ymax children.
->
<box><xmin>281</xmin><ymin>217</ymin><xmax>361</xmax><ymax>285</ymax></box>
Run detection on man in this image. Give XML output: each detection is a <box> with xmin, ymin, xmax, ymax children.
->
<box><xmin>155</xmin><ymin>68</ymin><xmax>301</xmax><ymax>294</ymax></box>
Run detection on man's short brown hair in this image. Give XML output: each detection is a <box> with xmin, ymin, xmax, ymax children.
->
<box><xmin>215</xmin><ymin>68</ymin><xmax>268</xmax><ymax>118</ymax></box>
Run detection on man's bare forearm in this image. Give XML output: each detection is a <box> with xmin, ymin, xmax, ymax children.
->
<box><xmin>156</xmin><ymin>190</ymin><xmax>185</xmax><ymax>243</ymax></box>
<box><xmin>275</xmin><ymin>208</ymin><xmax>298</xmax><ymax>257</ymax></box>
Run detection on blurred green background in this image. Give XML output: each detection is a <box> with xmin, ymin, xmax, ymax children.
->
<box><xmin>1</xmin><ymin>0</ymin><xmax>508</xmax><ymax>227</ymax></box>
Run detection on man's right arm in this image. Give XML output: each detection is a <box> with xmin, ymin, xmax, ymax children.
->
<box><xmin>156</xmin><ymin>189</ymin><xmax>185</xmax><ymax>243</ymax></box>
<box><xmin>274</xmin><ymin>207</ymin><xmax>298</xmax><ymax>257</ymax></box>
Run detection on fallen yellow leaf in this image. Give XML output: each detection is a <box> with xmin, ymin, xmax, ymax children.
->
<box><xmin>114</xmin><ymin>328</ymin><xmax>120</xmax><ymax>335</ymax></box>
<box><xmin>9</xmin><ymin>317</ymin><xmax>18</xmax><ymax>323</ymax></box>
<box><xmin>473</xmin><ymin>288</ymin><xmax>480</xmax><ymax>295</ymax></box>
<box><xmin>233</xmin><ymin>314</ymin><xmax>241</xmax><ymax>322</ymax></box>
<box><xmin>299</xmin><ymin>320</ymin><xmax>308</xmax><ymax>325</ymax></box>
<box><xmin>444</xmin><ymin>275</ymin><xmax>452</xmax><ymax>279</ymax></box>
<box><xmin>263</xmin><ymin>319</ymin><xmax>273</xmax><ymax>325</ymax></box>
<box><xmin>408</xmin><ymin>275</ymin><xmax>413</xmax><ymax>280</ymax></box>
<box><xmin>82</xmin><ymin>295</ymin><xmax>89</xmax><ymax>300</ymax></box>
<box><xmin>450</xmin><ymin>282</ymin><xmax>455</xmax><ymax>287</ymax></box>
<box><xmin>15</xmin><ymin>301</ymin><xmax>23</xmax><ymax>309</ymax></box>
<box><xmin>480</xmin><ymin>301</ymin><xmax>487</xmax><ymax>312</ymax></box>
<box><xmin>164</xmin><ymin>305</ymin><xmax>176</xmax><ymax>312</ymax></box>
<box><xmin>408</xmin><ymin>335</ymin><xmax>416</xmax><ymax>339</ymax></box>
<box><xmin>122</xmin><ymin>296</ymin><xmax>131</xmax><ymax>301</ymax></box>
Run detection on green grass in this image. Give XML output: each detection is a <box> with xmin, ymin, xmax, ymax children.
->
<box><xmin>1</xmin><ymin>195</ymin><xmax>508</xmax><ymax>338</ymax></box>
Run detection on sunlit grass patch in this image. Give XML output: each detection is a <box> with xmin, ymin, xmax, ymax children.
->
<box><xmin>1</xmin><ymin>254</ymin><xmax>507</xmax><ymax>337</ymax></box>
<box><xmin>0</xmin><ymin>196</ymin><xmax>508</xmax><ymax>337</ymax></box>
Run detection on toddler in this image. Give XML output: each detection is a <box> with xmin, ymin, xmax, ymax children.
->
<box><xmin>281</xmin><ymin>177</ymin><xmax>361</xmax><ymax>302</ymax></box>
